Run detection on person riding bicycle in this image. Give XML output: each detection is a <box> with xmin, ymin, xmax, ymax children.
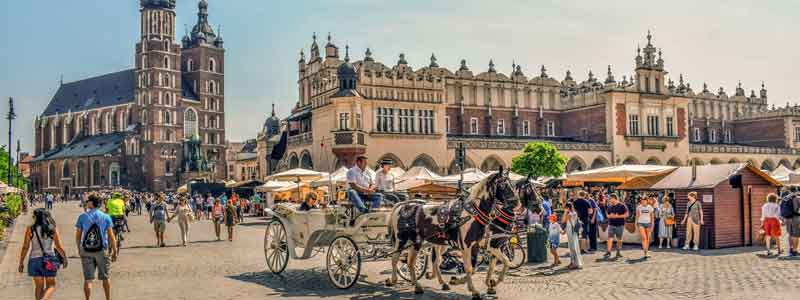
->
<box><xmin>105</xmin><ymin>192</ymin><xmax>127</xmax><ymax>242</ymax></box>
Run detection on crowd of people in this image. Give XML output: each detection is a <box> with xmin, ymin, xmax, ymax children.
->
<box><xmin>15</xmin><ymin>189</ymin><xmax>257</xmax><ymax>300</ymax></box>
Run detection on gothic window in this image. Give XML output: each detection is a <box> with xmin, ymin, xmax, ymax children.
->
<box><xmin>628</xmin><ymin>115</ymin><xmax>640</xmax><ymax>136</ymax></box>
<box><xmin>470</xmin><ymin>118</ymin><xmax>479</xmax><ymax>135</ymax></box>
<box><xmin>724</xmin><ymin>128</ymin><xmax>733</xmax><ymax>143</ymax></box>
<box><xmin>209</xmin><ymin>58</ymin><xmax>216</xmax><ymax>72</ymax></box>
<box><xmin>496</xmin><ymin>119</ymin><xmax>506</xmax><ymax>135</ymax></box>
<box><xmin>709</xmin><ymin>128</ymin><xmax>717</xmax><ymax>143</ymax></box>
<box><xmin>693</xmin><ymin>128</ymin><xmax>701</xmax><ymax>142</ymax></box>
<box><xmin>62</xmin><ymin>162</ymin><xmax>71</xmax><ymax>178</ymax></box>
<box><xmin>142</xmin><ymin>55</ymin><xmax>148</xmax><ymax>68</ymax></box>
<box><xmin>546</xmin><ymin>121</ymin><xmax>556</xmax><ymax>137</ymax></box>
<box><xmin>104</xmin><ymin>112</ymin><xmax>111</xmax><ymax>133</ymax></box>
<box><xmin>209</xmin><ymin>81</ymin><xmax>215</xmax><ymax>94</ymax></box>
<box><xmin>187</xmin><ymin>59</ymin><xmax>194</xmax><ymax>72</ymax></box>
<box><xmin>164</xmin><ymin>40</ymin><xmax>170</xmax><ymax>52</ymax></box>
<box><xmin>184</xmin><ymin>108</ymin><xmax>198</xmax><ymax>138</ymax></box>
<box><xmin>356</xmin><ymin>113</ymin><xmax>362</xmax><ymax>130</ymax></box>
<box><xmin>165</xmin><ymin>161</ymin><xmax>172</xmax><ymax>174</ymax></box>
<box><xmin>445</xmin><ymin>116</ymin><xmax>451</xmax><ymax>134</ymax></box>
<box><xmin>77</xmin><ymin>160</ymin><xmax>86</xmax><ymax>186</ymax></box>
<box><xmin>164</xmin><ymin>56</ymin><xmax>170</xmax><ymax>70</ymax></box>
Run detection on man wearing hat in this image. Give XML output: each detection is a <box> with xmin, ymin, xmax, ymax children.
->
<box><xmin>375</xmin><ymin>159</ymin><xmax>405</xmax><ymax>204</ymax></box>
<box><xmin>346</xmin><ymin>155</ymin><xmax>384</xmax><ymax>213</ymax></box>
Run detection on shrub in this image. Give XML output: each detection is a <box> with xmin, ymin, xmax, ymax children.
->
<box><xmin>3</xmin><ymin>194</ymin><xmax>22</xmax><ymax>218</ymax></box>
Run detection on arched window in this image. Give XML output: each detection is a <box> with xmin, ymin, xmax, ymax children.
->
<box><xmin>77</xmin><ymin>161</ymin><xmax>86</xmax><ymax>186</ymax></box>
<box><xmin>164</xmin><ymin>110</ymin><xmax>172</xmax><ymax>124</ymax></box>
<box><xmin>92</xmin><ymin>160</ymin><xmax>101</xmax><ymax>186</ymax></box>
<box><xmin>142</xmin><ymin>55</ymin><xmax>148</xmax><ymax>68</ymax></box>
<box><xmin>62</xmin><ymin>162</ymin><xmax>71</xmax><ymax>178</ymax></box>
<box><xmin>165</xmin><ymin>161</ymin><xmax>172</xmax><ymax>173</ymax></box>
<box><xmin>140</xmin><ymin>110</ymin><xmax>148</xmax><ymax>125</ymax></box>
<box><xmin>184</xmin><ymin>108</ymin><xmax>198</xmax><ymax>138</ymax></box>
<box><xmin>209</xmin><ymin>81</ymin><xmax>215</xmax><ymax>94</ymax></box>
<box><xmin>164</xmin><ymin>40</ymin><xmax>170</xmax><ymax>52</ymax></box>
<box><xmin>48</xmin><ymin>164</ymin><xmax>56</xmax><ymax>187</ymax></box>
<box><xmin>104</xmin><ymin>112</ymin><xmax>111</xmax><ymax>133</ymax></box>
<box><xmin>164</xmin><ymin>56</ymin><xmax>170</xmax><ymax>69</ymax></box>
<box><xmin>187</xmin><ymin>59</ymin><xmax>194</xmax><ymax>72</ymax></box>
<box><xmin>209</xmin><ymin>58</ymin><xmax>216</xmax><ymax>72</ymax></box>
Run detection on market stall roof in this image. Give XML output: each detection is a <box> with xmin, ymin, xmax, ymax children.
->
<box><xmin>310</xmin><ymin>167</ymin><xmax>349</xmax><ymax>187</ymax></box>
<box><xmin>770</xmin><ymin>164</ymin><xmax>800</xmax><ymax>184</ymax></box>
<box><xmin>274</xmin><ymin>182</ymin><xmax>307</xmax><ymax>192</ymax></box>
<box><xmin>268</xmin><ymin>168</ymin><xmax>328</xmax><ymax>182</ymax></box>
<box><xmin>255</xmin><ymin>180</ymin><xmax>295</xmax><ymax>192</ymax></box>
<box><xmin>224</xmin><ymin>180</ymin><xmax>237</xmax><ymax>188</ymax></box>
<box><xmin>567</xmin><ymin>164</ymin><xmax>677</xmax><ymax>183</ymax></box>
<box><xmin>618</xmin><ymin>163</ymin><xmax>781</xmax><ymax>190</ymax></box>
<box><xmin>398</xmin><ymin>166</ymin><xmax>440</xmax><ymax>182</ymax></box>
<box><xmin>434</xmin><ymin>168</ymin><xmax>488</xmax><ymax>185</ymax></box>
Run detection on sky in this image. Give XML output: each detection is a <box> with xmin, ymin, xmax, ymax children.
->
<box><xmin>1</xmin><ymin>0</ymin><xmax>799</xmax><ymax>156</ymax></box>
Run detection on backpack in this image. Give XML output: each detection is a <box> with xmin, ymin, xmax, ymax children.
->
<box><xmin>780</xmin><ymin>196</ymin><xmax>796</xmax><ymax>219</ymax></box>
<box><xmin>82</xmin><ymin>215</ymin><xmax>104</xmax><ymax>252</ymax></box>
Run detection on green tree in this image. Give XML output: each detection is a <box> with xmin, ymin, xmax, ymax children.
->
<box><xmin>511</xmin><ymin>142</ymin><xmax>567</xmax><ymax>179</ymax></box>
<box><xmin>0</xmin><ymin>145</ymin><xmax>27</xmax><ymax>189</ymax></box>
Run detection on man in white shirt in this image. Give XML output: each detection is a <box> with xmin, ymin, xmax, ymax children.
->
<box><xmin>347</xmin><ymin>155</ymin><xmax>383</xmax><ymax>213</ymax></box>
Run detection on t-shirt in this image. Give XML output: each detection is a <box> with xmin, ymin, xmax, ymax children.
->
<box><xmin>572</xmin><ymin>198</ymin><xmax>592</xmax><ymax>222</ymax></box>
<box><xmin>637</xmin><ymin>205</ymin><xmax>653</xmax><ymax>224</ymax></box>
<box><xmin>374</xmin><ymin>171</ymin><xmax>395</xmax><ymax>192</ymax></box>
<box><xmin>75</xmin><ymin>209</ymin><xmax>113</xmax><ymax>250</ymax></box>
<box><xmin>542</xmin><ymin>199</ymin><xmax>552</xmax><ymax>219</ymax></box>
<box><xmin>151</xmin><ymin>202</ymin><xmax>168</xmax><ymax>222</ymax></box>
<box><xmin>548</xmin><ymin>222</ymin><xmax>562</xmax><ymax>238</ymax></box>
<box><xmin>347</xmin><ymin>166</ymin><xmax>373</xmax><ymax>189</ymax></box>
<box><xmin>686</xmin><ymin>200</ymin><xmax>703</xmax><ymax>223</ymax></box>
<box><xmin>607</xmin><ymin>203</ymin><xmax>628</xmax><ymax>226</ymax></box>
<box><xmin>105</xmin><ymin>198</ymin><xmax>125</xmax><ymax>216</ymax></box>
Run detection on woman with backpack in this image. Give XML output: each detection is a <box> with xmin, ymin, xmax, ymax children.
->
<box><xmin>17</xmin><ymin>208</ymin><xmax>68</xmax><ymax>300</ymax></box>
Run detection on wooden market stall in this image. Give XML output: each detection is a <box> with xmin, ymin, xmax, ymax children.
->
<box><xmin>618</xmin><ymin>163</ymin><xmax>781</xmax><ymax>249</ymax></box>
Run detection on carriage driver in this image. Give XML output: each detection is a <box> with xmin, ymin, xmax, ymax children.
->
<box><xmin>347</xmin><ymin>155</ymin><xmax>385</xmax><ymax>213</ymax></box>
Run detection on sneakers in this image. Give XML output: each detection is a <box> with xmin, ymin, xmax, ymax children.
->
<box><xmin>693</xmin><ymin>246</ymin><xmax>699</xmax><ymax>251</ymax></box>
<box><xmin>682</xmin><ymin>245</ymin><xmax>690</xmax><ymax>250</ymax></box>
<box><xmin>658</xmin><ymin>245</ymin><xmax>662</xmax><ymax>249</ymax></box>
<box><xmin>667</xmin><ymin>244</ymin><xmax>671</xmax><ymax>249</ymax></box>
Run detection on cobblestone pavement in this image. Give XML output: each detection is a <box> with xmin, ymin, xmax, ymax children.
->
<box><xmin>2</xmin><ymin>202</ymin><xmax>799</xmax><ymax>299</ymax></box>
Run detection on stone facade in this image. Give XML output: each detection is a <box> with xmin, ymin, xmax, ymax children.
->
<box><xmin>30</xmin><ymin>0</ymin><xmax>226</xmax><ymax>193</ymax></box>
<box><xmin>280</xmin><ymin>31</ymin><xmax>799</xmax><ymax>175</ymax></box>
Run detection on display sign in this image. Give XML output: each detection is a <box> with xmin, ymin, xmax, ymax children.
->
<box><xmin>702</xmin><ymin>194</ymin><xmax>713</xmax><ymax>203</ymax></box>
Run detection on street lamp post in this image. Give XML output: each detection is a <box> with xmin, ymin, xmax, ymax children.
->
<box><xmin>6</xmin><ymin>97</ymin><xmax>17</xmax><ymax>185</ymax></box>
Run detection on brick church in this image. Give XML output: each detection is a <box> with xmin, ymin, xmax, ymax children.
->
<box><xmin>30</xmin><ymin>0</ymin><xmax>226</xmax><ymax>193</ymax></box>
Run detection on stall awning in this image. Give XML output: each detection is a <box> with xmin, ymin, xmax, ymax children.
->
<box><xmin>567</xmin><ymin>165</ymin><xmax>677</xmax><ymax>184</ymax></box>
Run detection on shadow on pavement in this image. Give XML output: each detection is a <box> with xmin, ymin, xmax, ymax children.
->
<box><xmin>228</xmin><ymin>270</ymin><xmax>469</xmax><ymax>300</ymax></box>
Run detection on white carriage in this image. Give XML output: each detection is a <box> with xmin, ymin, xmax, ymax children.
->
<box><xmin>262</xmin><ymin>202</ymin><xmax>429</xmax><ymax>289</ymax></box>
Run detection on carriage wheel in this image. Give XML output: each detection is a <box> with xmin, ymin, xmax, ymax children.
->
<box><xmin>264</xmin><ymin>219</ymin><xmax>289</xmax><ymax>274</ymax></box>
<box><xmin>398</xmin><ymin>247</ymin><xmax>429</xmax><ymax>282</ymax></box>
<box><xmin>326</xmin><ymin>236</ymin><xmax>361</xmax><ymax>289</ymax></box>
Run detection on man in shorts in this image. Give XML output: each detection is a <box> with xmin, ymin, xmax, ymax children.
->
<box><xmin>783</xmin><ymin>191</ymin><xmax>800</xmax><ymax>257</ymax></box>
<box><xmin>75</xmin><ymin>194</ymin><xmax>117</xmax><ymax>300</ymax></box>
<box><xmin>149</xmin><ymin>197</ymin><xmax>170</xmax><ymax>247</ymax></box>
<box><xmin>604</xmin><ymin>194</ymin><xmax>628</xmax><ymax>259</ymax></box>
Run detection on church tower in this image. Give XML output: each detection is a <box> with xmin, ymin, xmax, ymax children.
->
<box><xmin>136</xmin><ymin>0</ymin><xmax>183</xmax><ymax>191</ymax></box>
<box><xmin>181</xmin><ymin>0</ymin><xmax>226</xmax><ymax>180</ymax></box>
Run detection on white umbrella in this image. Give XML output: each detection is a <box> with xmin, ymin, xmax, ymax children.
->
<box><xmin>268</xmin><ymin>168</ymin><xmax>328</xmax><ymax>182</ymax></box>
<box><xmin>255</xmin><ymin>181</ymin><xmax>295</xmax><ymax>192</ymax></box>
<box><xmin>567</xmin><ymin>164</ymin><xmax>677</xmax><ymax>183</ymax></box>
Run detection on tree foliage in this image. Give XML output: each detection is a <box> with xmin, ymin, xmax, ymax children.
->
<box><xmin>0</xmin><ymin>145</ymin><xmax>27</xmax><ymax>189</ymax></box>
<box><xmin>511</xmin><ymin>142</ymin><xmax>567</xmax><ymax>179</ymax></box>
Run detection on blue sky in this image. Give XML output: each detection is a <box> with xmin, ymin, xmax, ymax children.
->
<box><xmin>1</xmin><ymin>0</ymin><xmax>799</xmax><ymax>155</ymax></box>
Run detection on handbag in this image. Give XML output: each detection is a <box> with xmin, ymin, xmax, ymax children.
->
<box><xmin>33</xmin><ymin>228</ymin><xmax>62</xmax><ymax>272</ymax></box>
<box><xmin>665</xmin><ymin>217</ymin><xmax>675</xmax><ymax>226</ymax></box>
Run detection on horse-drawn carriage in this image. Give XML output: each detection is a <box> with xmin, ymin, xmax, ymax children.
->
<box><xmin>262</xmin><ymin>201</ymin><xmax>429</xmax><ymax>289</ymax></box>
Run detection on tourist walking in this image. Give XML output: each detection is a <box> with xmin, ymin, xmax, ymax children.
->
<box><xmin>681</xmin><ymin>192</ymin><xmax>704</xmax><ymax>251</ymax></box>
<box><xmin>761</xmin><ymin>193</ymin><xmax>782</xmax><ymax>256</ymax></box>
<box><xmin>657</xmin><ymin>197</ymin><xmax>675</xmax><ymax>249</ymax></box>
<box><xmin>45</xmin><ymin>193</ymin><xmax>54</xmax><ymax>210</ymax></box>
<box><xmin>169</xmin><ymin>196</ymin><xmax>195</xmax><ymax>246</ymax></box>
<box><xmin>636</xmin><ymin>196</ymin><xmax>655</xmax><ymax>258</ymax></box>
<box><xmin>211</xmin><ymin>199</ymin><xmax>224</xmax><ymax>241</ymax></box>
<box><xmin>193</xmin><ymin>194</ymin><xmax>204</xmax><ymax>220</ymax></box>
<box><xmin>571</xmin><ymin>191</ymin><xmax>593</xmax><ymax>253</ymax></box>
<box><xmin>604</xmin><ymin>194</ymin><xmax>628</xmax><ymax>259</ymax></box>
<box><xmin>75</xmin><ymin>194</ymin><xmax>117</xmax><ymax>300</ymax></box>
<box><xmin>563</xmin><ymin>202</ymin><xmax>583</xmax><ymax>269</ymax></box>
<box><xmin>149</xmin><ymin>196</ymin><xmax>170</xmax><ymax>247</ymax></box>
<box><xmin>779</xmin><ymin>191</ymin><xmax>800</xmax><ymax>256</ymax></box>
<box><xmin>547</xmin><ymin>214</ymin><xmax>562</xmax><ymax>267</ymax></box>
<box><xmin>18</xmin><ymin>209</ymin><xmax>68</xmax><ymax>300</ymax></box>
<box><xmin>224</xmin><ymin>200</ymin><xmax>238</xmax><ymax>241</ymax></box>
<box><xmin>204</xmin><ymin>193</ymin><xmax>214</xmax><ymax>220</ymax></box>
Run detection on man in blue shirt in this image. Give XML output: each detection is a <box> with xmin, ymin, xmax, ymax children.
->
<box><xmin>75</xmin><ymin>194</ymin><xmax>117</xmax><ymax>300</ymax></box>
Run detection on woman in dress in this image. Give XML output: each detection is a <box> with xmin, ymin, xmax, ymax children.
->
<box><xmin>563</xmin><ymin>202</ymin><xmax>583</xmax><ymax>269</ymax></box>
<box><xmin>17</xmin><ymin>209</ymin><xmax>68</xmax><ymax>300</ymax></box>
<box><xmin>658</xmin><ymin>197</ymin><xmax>675</xmax><ymax>249</ymax></box>
<box><xmin>761</xmin><ymin>193</ymin><xmax>782</xmax><ymax>256</ymax></box>
<box><xmin>168</xmin><ymin>196</ymin><xmax>195</xmax><ymax>246</ymax></box>
<box><xmin>211</xmin><ymin>199</ymin><xmax>224</xmax><ymax>241</ymax></box>
<box><xmin>636</xmin><ymin>196</ymin><xmax>655</xmax><ymax>258</ymax></box>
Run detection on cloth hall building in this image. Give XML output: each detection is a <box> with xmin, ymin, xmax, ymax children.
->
<box><xmin>30</xmin><ymin>0</ymin><xmax>227</xmax><ymax>193</ymax></box>
<box><xmin>282</xmin><ymin>32</ymin><xmax>800</xmax><ymax>175</ymax></box>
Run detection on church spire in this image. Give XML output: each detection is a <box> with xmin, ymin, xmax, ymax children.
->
<box><xmin>188</xmin><ymin>0</ymin><xmax>218</xmax><ymax>47</ymax></box>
